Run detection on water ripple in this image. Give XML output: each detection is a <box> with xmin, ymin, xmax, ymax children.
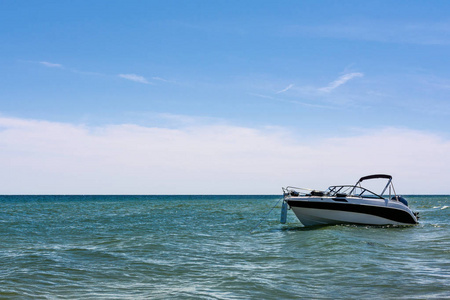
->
<box><xmin>0</xmin><ymin>195</ymin><xmax>448</xmax><ymax>299</ymax></box>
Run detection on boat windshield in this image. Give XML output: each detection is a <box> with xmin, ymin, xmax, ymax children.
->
<box><xmin>326</xmin><ymin>185</ymin><xmax>384</xmax><ymax>199</ymax></box>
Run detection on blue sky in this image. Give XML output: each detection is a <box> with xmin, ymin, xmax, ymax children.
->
<box><xmin>1</xmin><ymin>1</ymin><xmax>450</xmax><ymax>194</ymax></box>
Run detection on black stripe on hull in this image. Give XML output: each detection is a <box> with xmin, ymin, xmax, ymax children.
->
<box><xmin>286</xmin><ymin>200</ymin><xmax>417</xmax><ymax>224</ymax></box>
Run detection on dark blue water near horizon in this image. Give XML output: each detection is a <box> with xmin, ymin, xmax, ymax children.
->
<box><xmin>1</xmin><ymin>195</ymin><xmax>449</xmax><ymax>299</ymax></box>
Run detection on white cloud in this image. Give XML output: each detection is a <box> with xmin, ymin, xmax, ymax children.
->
<box><xmin>276</xmin><ymin>84</ymin><xmax>294</xmax><ymax>94</ymax></box>
<box><xmin>152</xmin><ymin>76</ymin><xmax>172</xmax><ymax>83</ymax></box>
<box><xmin>0</xmin><ymin>116</ymin><xmax>449</xmax><ymax>194</ymax></box>
<box><xmin>34</xmin><ymin>61</ymin><xmax>155</xmax><ymax>84</ymax></box>
<box><xmin>39</xmin><ymin>61</ymin><xmax>63</xmax><ymax>68</ymax></box>
<box><xmin>118</xmin><ymin>74</ymin><xmax>151</xmax><ymax>84</ymax></box>
<box><xmin>248</xmin><ymin>93</ymin><xmax>275</xmax><ymax>100</ymax></box>
<box><xmin>319</xmin><ymin>72</ymin><xmax>364</xmax><ymax>93</ymax></box>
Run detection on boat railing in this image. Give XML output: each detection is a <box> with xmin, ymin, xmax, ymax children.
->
<box><xmin>284</xmin><ymin>175</ymin><xmax>402</xmax><ymax>202</ymax></box>
<box><xmin>284</xmin><ymin>185</ymin><xmax>386</xmax><ymax>199</ymax></box>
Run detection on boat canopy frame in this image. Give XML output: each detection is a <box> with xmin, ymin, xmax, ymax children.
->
<box><xmin>350</xmin><ymin>174</ymin><xmax>396</xmax><ymax>199</ymax></box>
<box><xmin>283</xmin><ymin>174</ymin><xmax>398</xmax><ymax>200</ymax></box>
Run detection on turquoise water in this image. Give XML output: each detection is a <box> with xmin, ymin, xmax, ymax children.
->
<box><xmin>0</xmin><ymin>195</ymin><xmax>449</xmax><ymax>299</ymax></box>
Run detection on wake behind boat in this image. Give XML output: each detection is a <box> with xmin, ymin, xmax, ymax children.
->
<box><xmin>282</xmin><ymin>174</ymin><xmax>419</xmax><ymax>226</ymax></box>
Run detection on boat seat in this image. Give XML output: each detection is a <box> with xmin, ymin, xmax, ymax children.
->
<box><xmin>310</xmin><ymin>190</ymin><xmax>325</xmax><ymax>197</ymax></box>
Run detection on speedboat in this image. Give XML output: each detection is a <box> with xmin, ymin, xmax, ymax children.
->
<box><xmin>281</xmin><ymin>174</ymin><xmax>419</xmax><ymax>226</ymax></box>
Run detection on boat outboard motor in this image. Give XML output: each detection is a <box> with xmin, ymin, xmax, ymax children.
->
<box><xmin>392</xmin><ymin>195</ymin><xmax>408</xmax><ymax>207</ymax></box>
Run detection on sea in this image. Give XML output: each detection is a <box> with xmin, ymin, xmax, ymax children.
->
<box><xmin>0</xmin><ymin>195</ymin><xmax>448</xmax><ymax>299</ymax></box>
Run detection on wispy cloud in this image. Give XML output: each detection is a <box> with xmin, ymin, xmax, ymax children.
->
<box><xmin>276</xmin><ymin>83</ymin><xmax>294</xmax><ymax>94</ymax></box>
<box><xmin>32</xmin><ymin>61</ymin><xmax>160</xmax><ymax>85</ymax></box>
<box><xmin>248</xmin><ymin>93</ymin><xmax>275</xmax><ymax>100</ymax></box>
<box><xmin>249</xmin><ymin>92</ymin><xmax>336</xmax><ymax>109</ymax></box>
<box><xmin>118</xmin><ymin>74</ymin><xmax>151</xmax><ymax>84</ymax></box>
<box><xmin>286</xmin><ymin>21</ymin><xmax>450</xmax><ymax>45</ymax></box>
<box><xmin>39</xmin><ymin>61</ymin><xmax>63</xmax><ymax>68</ymax></box>
<box><xmin>319</xmin><ymin>72</ymin><xmax>364</xmax><ymax>93</ymax></box>
<box><xmin>152</xmin><ymin>76</ymin><xmax>171</xmax><ymax>83</ymax></box>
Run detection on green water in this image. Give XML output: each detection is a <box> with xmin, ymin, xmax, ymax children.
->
<box><xmin>0</xmin><ymin>195</ymin><xmax>449</xmax><ymax>299</ymax></box>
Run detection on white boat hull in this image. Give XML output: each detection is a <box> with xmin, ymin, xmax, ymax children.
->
<box><xmin>286</xmin><ymin>197</ymin><xmax>418</xmax><ymax>226</ymax></box>
<box><xmin>291</xmin><ymin>206</ymin><xmax>412</xmax><ymax>226</ymax></box>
